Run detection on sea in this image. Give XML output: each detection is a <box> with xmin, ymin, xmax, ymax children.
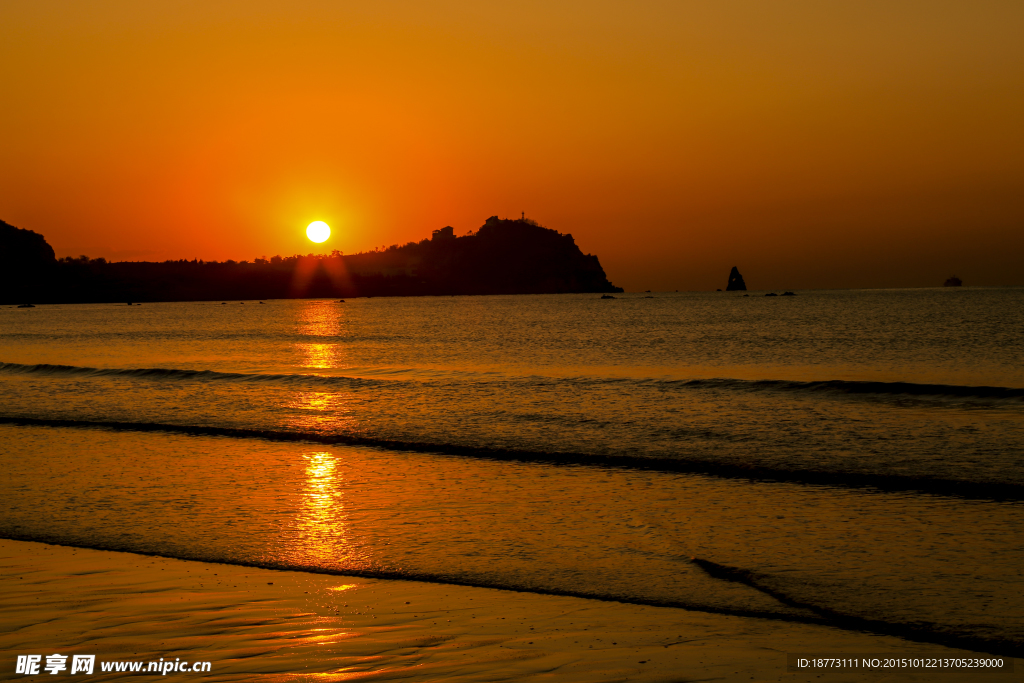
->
<box><xmin>1</xmin><ymin>288</ymin><xmax>1022</xmax><ymax>656</ymax></box>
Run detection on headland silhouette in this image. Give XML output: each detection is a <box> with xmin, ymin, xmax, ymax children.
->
<box><xmin>1</xmin><ymin>216</ymin><xmax>622</xmax><ymax>304</ymax></box>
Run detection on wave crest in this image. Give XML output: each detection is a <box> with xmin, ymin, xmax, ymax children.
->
<box><xmin>0</xmin><ymin>362</ymin><xmax>386</xmax><ymax>389</ymax></box>
<box><xmin>2</xmin><ymin>361</ymin><xmax>1022</xmax><ymax>402</ymax></box>
<box><xmin>1</xmin><ymin>415</ymin><xmax>1022</xmax><ymax>502</ymax></box>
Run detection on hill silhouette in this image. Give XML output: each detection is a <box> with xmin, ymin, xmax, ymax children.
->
<box><xmin>0</xmin><ymin>216</ymin><xmax>622</xmax><ymax>304</ymax></box>
<box><xmin>1</xmin><ymin>220</ymin><xmax>57</xmax><ymax>304</ymax></box>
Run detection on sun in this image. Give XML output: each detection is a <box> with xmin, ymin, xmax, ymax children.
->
<box><xmin>306</xmin><ymin>221</ymin><xmax>331</xmax><ymax>243</ymax></box>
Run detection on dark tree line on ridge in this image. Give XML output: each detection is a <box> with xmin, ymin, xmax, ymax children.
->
<box><xmin>1</xmin><ymin>216</ymin><xmax>622</xmax><ymax>304</ymax></box>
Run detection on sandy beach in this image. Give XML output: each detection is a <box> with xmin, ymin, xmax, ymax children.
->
<box><xmin>1</xmin><ymin>539</ymin><xmax>1012</xmax><ymax>682</ymax></box>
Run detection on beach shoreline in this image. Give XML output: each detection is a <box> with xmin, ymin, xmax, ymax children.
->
<box><xmin>1</xmin><ymin>539</ymin><xmax>1009</xmax><ymax>682</ymax></box>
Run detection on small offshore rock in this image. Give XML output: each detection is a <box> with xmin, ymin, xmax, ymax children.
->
<box><xmin>726</xmin><ymin>266</ymin><xmax>747</xmax><ymax>291</ymax></box>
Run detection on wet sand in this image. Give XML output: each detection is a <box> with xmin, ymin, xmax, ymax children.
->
<box><xmin>1</xmin><ymin>540</ymin><xmax>1010</xmax><ymax>682</ymax></box>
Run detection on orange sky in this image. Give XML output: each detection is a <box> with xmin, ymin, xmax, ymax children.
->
<box><xmin>2</xmin><ymin>0</ymin><xmax>1022</xmax><ymax>291</ymax></box>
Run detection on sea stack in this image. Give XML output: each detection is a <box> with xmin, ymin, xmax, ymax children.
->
<box><xmin>726</xmin><ymin>266</ymin><xmax>747</xmax><ymax>291</ymax></box>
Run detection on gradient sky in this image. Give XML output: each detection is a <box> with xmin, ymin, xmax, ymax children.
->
<box><xmin>2</xmin><ymin>0</ymin><xmax>1022</xmax><ymax>291</ymax></box>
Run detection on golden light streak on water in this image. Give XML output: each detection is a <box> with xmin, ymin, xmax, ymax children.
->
<box><xmin>299</xmin><ymin>343</ymin><xmax>339</xmax><ymax>369</ymax></box>
<box><xmin>298</xmin><ymin>301</ymin><xmax>344</xmax><ymax>338</ymax></box>
<box><xmin>295</xmin><ymin>301</ymin><xmax>347</xmax><ymax>370</ymax></box>
<box><xmin>282</xmin><ymin>391</ymin><xmax>358</xmax><ymax>433</ymax></box>
<box><xmin>277</xmin><ymin>451</ymin><xmax>371</xmax><ymax>570</ymax></box>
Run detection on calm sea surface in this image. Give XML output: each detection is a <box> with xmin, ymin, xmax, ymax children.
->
<box><xmin>2</xmin><ymin>289</ymin><xmax>1023</xmax><ymax>654</ymax></box>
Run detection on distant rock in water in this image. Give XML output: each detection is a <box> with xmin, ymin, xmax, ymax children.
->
<box><xmin>726</xmin><ymin>266</ymin><xmax>747</xmax><ymax>291</ymax></box>
<box><xmin>944</xmin><ymin>275</ymin><xmax>963</xmax><ymax>287</ymax></box>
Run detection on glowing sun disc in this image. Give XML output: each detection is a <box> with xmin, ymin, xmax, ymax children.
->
<box><xmin>306</xmin><ymin>221</ymin><xmax>331</xmax><ymax>243</ymax></box>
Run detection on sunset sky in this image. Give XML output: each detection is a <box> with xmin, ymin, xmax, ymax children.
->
<box><xmin>2</xmin><ymin>0</ymin><xmax>1022</xmax><ymax>291</ymax></box>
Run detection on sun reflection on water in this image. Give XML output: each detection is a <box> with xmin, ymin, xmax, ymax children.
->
<box><xmin>282</xmin><ymin>391</ymin><xmax>358</xmax><ymax>434</ymax></box>
<box><xmin>298</xmin><ymin>343</ymin><xmax>340</xmax><ymax>369</ymax></box>
<box><xmin>295</xmin><ymin>301</ymin><xmax>348</xmax><ymax>371</ymax></box>
<box><xmin>298</xmin><ymin>300</ymin><xmax>344</xmax><ymax>337</ymax></box>
<box><xmin>275</xmin><ymin>450</ymin><xmax>371</xmax><ymax>571</ymax></box>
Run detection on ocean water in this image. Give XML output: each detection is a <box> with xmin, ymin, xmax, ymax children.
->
<box><xmin>1</xmin><ymin>289</ymin><xmax>1023</xmax><ymax>656</ymax></box>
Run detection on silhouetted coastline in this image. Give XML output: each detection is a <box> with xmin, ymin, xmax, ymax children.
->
<box><xmin>1</xmin><ymin>216</ymin><xmax>622</xmax><ymax>304</ymax></box>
